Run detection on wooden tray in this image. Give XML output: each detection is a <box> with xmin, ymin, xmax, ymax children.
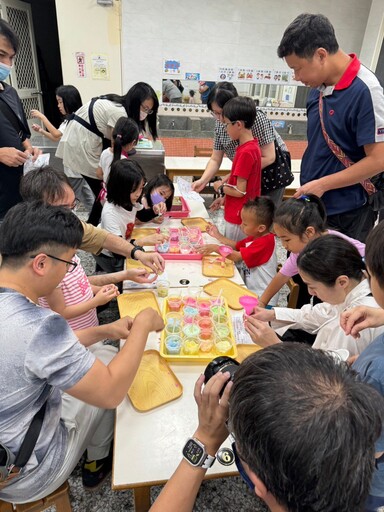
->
<box><xmin>131</xmin><ymin>227</ymin><xmax>157</xmax><ymax>242</ymax></box>
<box><xmin>203</xmin><ymin>278</ymin><xmax>258</xmax><ymax>310</ymax></box>
<box><xmin>125</xmin><ymin>258</ymin><xmax>153</xmax><ymax>274</ymax></box>
<box><xmin>202</xmin><ymin>256</ymin><xmax>234</xmax><ymax>278</ymax></box>
<box><xmin>128</xmin><ymin>350</ymin><xmax>183</xmax><ymax>411</ymax></box>
<box><xmin>181</xmin><ymin>217</ymin><xmax>210</xmax><ymax>231</ymax></box>
<box><xmin>235</xmin><ymin>344</ymin><xmax>263</xmax><ymax>363</ymax></box>
<box><xmin>117</xmin><ymin>291</ymin><xmax>161</xmax><ymax>318</ymax></box>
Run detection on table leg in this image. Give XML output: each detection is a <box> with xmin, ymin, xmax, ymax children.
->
<box><xmin>134</xmin><ymin>486</ymin><xmax>151</xmax><ymax>512</ymax></box>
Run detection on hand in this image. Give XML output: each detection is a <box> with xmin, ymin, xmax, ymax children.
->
<box><xmin>244</xmin><ymin>315</ymin><xmax>280</xmax><ymax>347</ymax></box>
<box><xmin>107</xmin><ymin>316</ymin><xmax>134</xmax><ymax>340</ymax></box>
<box><xmin>32</xmin><ymin>123</ymin><xmax>43</xmax><ymax>133</ymax></box>
<box><xmin>191</xmin><ymin>179</ymin><xmax>207</xmax><ymax>193</ymax></box>
<box><xmin>195</xmin><ymin>244</ymin><xmax>218</xmax><ymax>255</ymax></box>
<box><xmin>153</xmin><ymin>216</ymin><xmax>164</xmax><ymax>224</ymax></box>
<box><xmin>153</xmin><ymin>202</ymin><xmax>167</xmax><ymax>215</ymax></box>
<box><xmin>293</xmin><ymin>178</ymin><xmax>327</xmax><ymax>199</ymax></box>
<box><xmin>123</xmin><ymin>267</ymin><xmax>157</xmax><ymax>284</ymax></box>
<box><xmin>193</xmin><ymin>372</ymin><xmax>231</xmax><ymax>453</ymax></box>
<box><xmin>30</xmin><ymin>146</ymin><xmax>42</xmax><ymax>162</ymax></box>
<box><xmin>0</xmin><ymin>147</ymin><xmax>28</xmax><ymax>167</ymax></box>
<box><xmin>213</xmin><ymin>180</ymin><xmax>223</xmax><ymax>192</ymax></box>
<box><xmin>94</xmin><ymin>284</ymin><xmax>119</xmax><ymax>306</ymax></box>
<box><xmin>30</xmin><ymin>109</ymin><xmax>43</xmax><ymax>120</ymax></box>
<box><xmin>136</xmin><ymin>307</ymin><xmax>164</xmax><ymax>332</ymax></box>
<box><xmin>140</xmin><ymin>234</ymin><xmax>168</xmax><ymax>246</ymax></box>
<box><xmin>340</xmin><ymin>306</ymin><xmax>384</xmax><ymax>339</ymax></box>
<box><xmin>136</xmin><ymin>251</ymin><xmax>165</xmax><ymax>274</ymax></box>
<box><xmin>209</xmin><ymin>197</ymin><xmax>225</xmax><ymax>211</ymax></box>
<box><xmin>250</xmin><ymin>306</ymin><xmax>275</xmax><ymax>322</ymax></box>
<box><xmin>206</xmin><ymin>223</ymin><xmax>221</xmax><ymax>239</ymax></box>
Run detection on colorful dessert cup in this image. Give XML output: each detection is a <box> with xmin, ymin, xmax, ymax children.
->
<box><xmin>165</xmin><ymin>335</ymin><xmax>182</xmax><ymax>355</ymax></box>
<box><xmin>156</xmin><ymin>279</ymin><xmax>170</xmax><ymax>297</ymax></box>
<box><xmin>183</xmin><ymin>337</ymin><xmax>200</xmax><ymax>355</ymax></box>
<box><xmin>215</xmin><ymin>337</ymin><xmax>232</xmax><ymax>355</ymax></box>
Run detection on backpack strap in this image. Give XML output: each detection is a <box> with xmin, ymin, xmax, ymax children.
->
<box><xmin>70</xmin><ymin>97</ymin><xmax>104</xmax><ymax>139</ymax></box>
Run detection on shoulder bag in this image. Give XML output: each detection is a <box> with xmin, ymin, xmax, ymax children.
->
<box><xmin>261</xmin><ymin>138</ymin><xmax>294</xmax><ymax>195</ymax></box>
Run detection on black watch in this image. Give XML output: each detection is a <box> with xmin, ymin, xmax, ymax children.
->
<box><xmin>130</xmin><ymin>245</ymin><xmax>145</xmax><ymax>260</ymax></box>
<box><xmin>217</xmin><ymin>184</ymin><xmax>225</xmax><ymax>197</ymax></box>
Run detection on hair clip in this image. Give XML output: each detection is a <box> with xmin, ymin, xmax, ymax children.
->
<box><xmin>299</xmin><ymin>195</ymin><xmax>310</xmax><ymax>202</ymax></box>
<box><xmin>116</xmin><ymin>134</ymin><xmax>122</xmax><ymax>139</ymax></box>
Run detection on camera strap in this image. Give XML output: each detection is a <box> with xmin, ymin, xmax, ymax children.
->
<box><xmin>0</xmin><ymin>400</ymin><xmax>47</xmax><ymax>486</ymax></box>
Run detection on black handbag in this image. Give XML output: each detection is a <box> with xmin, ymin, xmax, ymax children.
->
<box><xmin>261</xmin><ymin>139</ymin><xmax>294</xmax><ymax>195</ymax></box>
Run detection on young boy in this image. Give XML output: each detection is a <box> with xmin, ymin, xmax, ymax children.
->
<box><xmin>197</xmin><ymin>197</ymin><xmax>279</xmax><ymax>305</ymax></box>
<box><xmin>213</xmin><ymin>96</ymin><xmax>261</xmax><ymax>242</ymax></box>
<box><xmin>341</xmin><ymin>221</ymin><xmax>384</xmax><ymax>511</ymax></box>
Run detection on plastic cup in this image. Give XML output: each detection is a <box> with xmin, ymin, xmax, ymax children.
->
<box><xmin>182</xmin><ymin>323</ymin><xmax>200</xmax><ymax>338</ymax></box>
<box><xmin>198</xmin><ymin>317</ymin><xmax>213</xmax><ymax>340</ymax></box>
<box><xmin>197</xmin><ymin>299</ymin><xmax>212</xmax><ymax>317</ymax></box>
<box><xmin>211</xmin><ymin>304</ymin><xmax>226</xmax><ymax>320</ymax></box>
<box><xmin>239</xmin><ymin>295</ymin><xmax>259</xmax><ymax>315</ymax></box>
<box><xmin>169</xmin><ymin>228</ymin><xmax>179</xmax><ymax>241</ymax></box>
<box><xmin>199</xmin><ymin>338</ymin><xmax>214</xmax><ymax>353</ymax></box>
<box><xmin>157</xmin><ymin>279</ymin><xmax>170</xmax><ymax>298</ymax></box>
<box><xmin>180</xmin><ymin>243</ymin><xmax>191</xmax><ymax>255</ymax></box>
<box><xmin>183</xmin><ymin>305</ymin><xmax>199</xmax><ymax>324</ymax></box>
<box><xmin>159</xmin><ymin>227</ymin><xmax>170</xmax><ymax>238</ymax></box>
<box><xmin>183</xmin><ymin>337</ymin><xmax>200</xmax><ymax>355</ymax></box>
<box><xmin>157</xmin><ymin>241</ymin><xmax>170</xmax><ymax>253</ymax></box>
<box><xmin>169</xmin><ymin>243</ymin><xmax>180</xmax><ymax>253</ymax></box>
<box><xmin>165</xmin><ymin>312</ymin><xmax>183</xmax><ymax>333</ymax></box>
<box><xmin>165</xmin><ymin>335</ymin><xmax>182</xmax><ymax>355</ymax></box>
<box><xmin>167</xmin><ymin>293</ymin><xmax>182</xmax><ymax>312</ymax></box>
<box><xmin>215</xmin><ymin>323</ymin><xmax>231</xmax><ymax>338</ymax></box>
<box><xmin>215</xmin><ymin>337</ymin><xmax>232</xmax><ymax>355</ymax></box>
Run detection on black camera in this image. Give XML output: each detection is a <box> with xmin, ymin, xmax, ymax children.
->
<box><xmin>204</xmin><ymin>356</ymin><xmax>240</xmax><ymax>395</ymax></box>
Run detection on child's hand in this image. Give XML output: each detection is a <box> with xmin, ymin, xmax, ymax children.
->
<box><xmin>31</xmin><ymin>123</ymin><xmax>42</xmax><ymax>133</ymax></box>
<box><xmin>153</xmin><ymin>202</ymin><xmax>167</xmax><ymax>215</ymax></box>
<box><xmin>195</xmin><ymin>244</ymin><xmax>218</xmax><ymax>255</ymax></box>
<box><xmin>153</xmin><ymin>216</ymin><xmax>164</xmax><ymax>224</ymax></box>
<box><xmin>94</xmin><ymin>284</ymin><xmax>119</xmax><ymax>305</ymax></box>
<box><xmin>206</xmin><ymin>223</ymin><xmax>220</xmax><ymax>239</ymax></box>
<box><xmin>209</xmin><ymin>197</ymin><xmax>225</xmax><ymax>211</ymax></box>
<box><xmin>30</xmin><ymin>109</ymin><xmax>43</xmax><ymax>120</ymax></box>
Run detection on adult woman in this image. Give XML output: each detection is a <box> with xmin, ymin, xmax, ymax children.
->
<box><xmin>192</xmin><ymin>82</ymin><xmax>292</xmax><ymax>207</ymax></box>
<box><xmin>56</xmin><ymin>82</ymin><xmax>158</xmax><ymax>201</ymax></box>
<box><xmin>244</xmin><ymin>235</ymin><xmax>384</xmax><ymax>356</ymax></box>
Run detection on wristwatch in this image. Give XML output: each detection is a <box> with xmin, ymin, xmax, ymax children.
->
<box><xmin>217</xmin><ymin>184</ymin><xmax>225</xmax><ymax>197</ymax></box>
<box><xmin>130</xmin><ymin>245</ymin><xmax>145</xmax><ymax>260</ymax></box>
<box><xmin>182</xmin><ymin>438</ymin><xmax>216</xmax><ymax>469</ymax></box>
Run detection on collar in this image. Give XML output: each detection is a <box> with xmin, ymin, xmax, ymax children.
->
<box><xmin>336</xmin><ymin>279</ymin><xmax>372</xmax><ymax>313</ymax></box>
<box><xmin>319</xmin><ymin>54</ymin><xmax>360</xmax><ymax>96</ymax></box>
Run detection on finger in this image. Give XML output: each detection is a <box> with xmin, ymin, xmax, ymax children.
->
<box><xmin>220</xmin><ymin>379</ymin><xmax>233</xmax><ymax>407</ymax></box>
<box><xmin>194</xmin><ymin>374</ymin><xmax>205</xmax><ymax>406</ymax></box>
<box><xmin>203</xmin><ymin>371</ymin><xmax>231</xmax><ymax>403</ymax></box>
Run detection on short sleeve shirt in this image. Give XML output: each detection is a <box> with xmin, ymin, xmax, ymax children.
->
<box><xmin>100</xmin><ymin>201</ymin><xmax>143</xmax><ymax>256</ymax></box>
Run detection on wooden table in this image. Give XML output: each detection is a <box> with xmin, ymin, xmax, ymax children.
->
<box><xmin>165</xmin><ymin>156</ymin><xmax>232</xmax><ymax>181</ymax></box>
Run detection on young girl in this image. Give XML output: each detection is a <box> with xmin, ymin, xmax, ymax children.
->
<box><xmin>258</xmin><ymin>194</ymin><xmax>365</xmax><ymax>308</ymax></box>
<box><xmin>137</xmin><ymin>174</ymin><xmax>175</xmax><ymax>224</ymax></box>
<box><xmin>30</xmin><ymin>85</ymin><xmax>94</xmax><ymax>212</ymax></box>
<box><xmin>245</xmin><ymin>236</ymin><xmax>384</xmax><ymax>356</ymax></box>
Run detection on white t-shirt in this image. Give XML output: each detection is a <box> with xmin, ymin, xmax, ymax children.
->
<box><xmin>58</xmin><ymin>121</ymin><xmax>83</xmax><ymax>179</ymax></box>
<box><xmin>100</xmin><ymin>201</ymin><xmax>143</xmax><ymax>257</ymax></box>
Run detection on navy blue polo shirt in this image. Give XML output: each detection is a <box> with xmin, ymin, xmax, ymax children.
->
<box><xmin>301</xmin><ymin>54</ymin><xmax>384</xmax><ymax>216</ymax></box>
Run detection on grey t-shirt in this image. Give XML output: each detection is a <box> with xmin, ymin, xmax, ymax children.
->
<box><xmin>0</xmin><ymin>288</ymin><xmax>95</xmax><ymax>502</ymax></box>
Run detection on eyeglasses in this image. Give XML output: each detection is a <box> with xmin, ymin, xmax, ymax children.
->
<box><xmin>61</xmin><ymin>198</ymin><xmax>79</xmax><ymax>210</ymax></box>
<box><xmin>29</xmin><ymin>254</ymin><xmax>78</xmax><ymax>273</ymax></box>
<box><xmin>223</xmin><ymin>121</ymin><xmax>237</xmax><ymax>129</ymax></box>
<box><xmin>141</xmin><ymin>105</ymin><xmax>154</xmax><ymax>115</ymax></box>
<box><xmin>232</xmin><ymin>440</ymin><xmax>255</xmax><ymax>492</ymax></box>
<box><xmin>210</xmin><ymin>110</ymin><xmax>223</xmax><ymax>119</ymax></box>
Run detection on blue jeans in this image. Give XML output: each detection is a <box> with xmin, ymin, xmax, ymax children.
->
<box><xmin>365</xmin><ymin>494</ymin><xmax>384</xmax><ymax>511</ymax></box>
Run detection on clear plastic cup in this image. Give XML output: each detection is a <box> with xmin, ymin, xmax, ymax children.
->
<box><xmin>214</xmin><ymin>323</ymin><xmax>231</xmax><ymax>339</ymax></box>
<box><xmin>180</xmin><ymin>243</ymin><xmax>191</xmax><ymax>255</ymax></box>
<box><xmin>182</xmin><ymin>323</ymin><xmax>200</xmax><ymax>338</ymax></box>
<box><xmin>183</xmin><ymin>337</ymin><xmax>200</xmax><ymax>355</ymax></box>
<box><xmin>199</xmin><ymin>337</ymin><xmax>214</xmax><ymax>353</ymax></box>
<box><xmin>165</xmin><ymin>312</ymin><xmax>183</xmax><ymax>334</ymax></box>
<box><xmin>167</xmin><ymin>293</ymin><xmax>182</xmax><ymax>312</ymax></box>
<box><xmin>165</xmin><ymin>335</ymin><xmax>182</xmax><ymax>355</ymax></box>
<box><xmin>157</xmin><ymin>279</ymin><xmax>170</xmax><ymax>298</ymax></box>
<box><xmin>215</xmin><ymin>337</ymin><xmax>232</xmax><ymax>355</ymax></box>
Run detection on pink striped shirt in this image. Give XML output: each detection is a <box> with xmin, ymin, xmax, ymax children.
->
<box><xmin>39</xmin><ymin>254</ymin><xmax>98</xmax><ymax>331</ymax></box>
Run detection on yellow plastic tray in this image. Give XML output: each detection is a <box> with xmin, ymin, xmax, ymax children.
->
<box><xmin>125</xmin><ymin>258</ymin><xmax>153</xmax><ymax>274</ymax></box>
<box><xmin>160</xmin><ymin>297</ymin><xmax>237</xmax><ymax>363</ymax></box>
<box><xmin>235</xmin><ymin>344</ymin><xmax>263</xmax><ymax>363</ymax></box>
<box><xmin>117</xmin><ymin>291</ymin><xmax>161</xmax><ymax>319</ymax></box>
<box><xmin>181</xmin><ymin>217</ymin><xmax>210</xmax><ymax>231</ymax></box>
<box><xmin>131</xmin><ymin>227</ymin><xmax>157</xmax><ymax>242</ymax></box>
<box><xmin>128</xmin><ymin>350</ymin><xmax>183</xmax><ymax>411</ymax></box>
<box><xmin>202</xmin><ymin>256</ymin><xmax>234</xmax><ymax>278</ymax></box>
<box><xmin>203</xmin><ymin>278</ymin><xmax>258</xmax><ymax>310</ymax></box>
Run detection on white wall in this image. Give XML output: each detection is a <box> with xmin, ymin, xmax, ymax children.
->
<box><xmin>55</xmin><ymin>0</ymin><xmax>122</xmax><ymax>103</ymax></box>
<box><xmin>360</xmin><ymin>0</ymin><xmax>384</xmax><ymax>70</ymax></box>
<box><xmin>121</xmin><ymin>0</ymin><xmax>373</xmax><ymax>96</ymax></box>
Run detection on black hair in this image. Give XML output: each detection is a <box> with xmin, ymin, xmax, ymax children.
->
<box><xmin>207</xmin><ymin>82</ymin><xmax>238</xmax><ymax>111</ymax></box>
<box><xmin>112</xmin><ymin>117</ymin><xmax>139</xmax><ymax>165</ymax></box>
<box><xmin>0</xmin><ymin>19</ymin><xmax>19</xmax><ymax>53</ymax></box>
<box><xmin>222</xmin><ymin>97</ymin><xmax>256</xmax><ymax>129</ymax></box>
<box><xmin>143</xmin><ymin>174</ymin><xmax>175</xmax><ymax>212</ymax></box>
<box><xmin>277</xmin><ymin>13</ymin><xmax>339</xmax><ymax>59</ymax></box>
<box><xmin>0</xmin><ymin>201</ymin><xmax>83</xmax><ymax>268</ymax></box>
<box><xmin>107</xmin><ymin>159</ymin><xmax>146</xmax><ymax>211</ymax></box>
<box><xmin>242</xmin><ymin>197</ymin><xmax>275</xmax><ymax>230</ymax></box>
<box><xmin>274</xmin><ymin>194</ymin><xmax>327</xmax><ymax>237</ymax></box>
<box><xmin>20</xmin><ymin>166</ymin><xmax>71</xmax><ymax>204</ymax></box>
<box><xmin>365</xmin><ymin>221</ymin><xmax>384</xmax><ymax>288</ymax></box>
<box><xmin>297</xmin><ymin>235</ymin><xmax>365</xmax><ymax>286</ymax></box>
<box><xmin>230</xmin><ymin>343</ymin><xmax>383</xmax><ymax>512</ymax></box>
<box><xmin>189</xmin><ymin>90</ymin><xmax>195</xmax><ymax>97</ymax></box>
<box><xmin>102</xmin><ymin>82</ymin><xmax>158</xmax><ymax>140</ymax></box>
<box><xmin>55</xmin><ymin>85</ymin><xmax>82</xmax><ymax>119</ymax></box>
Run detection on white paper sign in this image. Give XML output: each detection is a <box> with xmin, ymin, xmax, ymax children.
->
<box><xmin>176</xmin><ymin>177</ymin><xmax>205</xmax><ymax>203</ymax></box>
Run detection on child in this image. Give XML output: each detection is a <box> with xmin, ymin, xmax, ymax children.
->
<box><xmin>137</xmin><ymin>174</ymin><xmax>175</xmax><ymax>224</ymax></box>
<box><xmin>212</xmin><ymin>96</ymin><xmax>261</xmax><ymax>242</ymax></box>
<box><xmin>246</xmin><ymin>235</ymin><xmax>384</xmax><ymax>356</ymax></box>
<box><xmin>258</xmin><ymin>194</ymin><xmax>365</xmax><ymax>308</ymax></box>
<box><xmin>197</xmin><ymin>197</ymin><xmax>279</xmax><ymax>305</ymax></box>
<box><xmin>340</xmin><ymin>221</ymin><xmax>384</xmax><ymax>511</ymax></box>
<box><xmin>30</xmin><ymin>85</ymin><xmax>94</xmax><ymax>212</ymax></box>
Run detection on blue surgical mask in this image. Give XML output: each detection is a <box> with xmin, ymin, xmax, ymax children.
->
<box><xmin>0</xmin><ymin>62</ymin><xmax>12</xmax><ymax>81</ymax></box>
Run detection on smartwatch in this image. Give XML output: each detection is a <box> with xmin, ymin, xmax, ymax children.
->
<box><xmin>217</xmin><ymin>184</ymin><xmax>225</xmax><ymax>197</ymax></box>
<box><xmin>130</xmin><ymin>245</ymin><xmax>145</xmax><ymax>260</ymax></box>
<box><xmin>182</xmin><ymin>438</ymin><xmax>216</xmax><ymax>469</ymax></box>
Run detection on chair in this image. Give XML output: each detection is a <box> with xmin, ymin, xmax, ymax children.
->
<box><xmin>193</xmin><ymin>146</ymin><xmax>219</xmax><ymax>199</ymax></box>
<box><xmin>277</xmin><ymin>264</ymin><xmax>300</xmax><ymax>309</ymax></box>
<box><xmin>193</xmin><ymin>146</ymin><xmax>213</xmax><ymax>157</ymax></box>
<box><xmin>0</xmin><ymin>482</ymin><xmax>72</xmax><ymax>512</ymax></box>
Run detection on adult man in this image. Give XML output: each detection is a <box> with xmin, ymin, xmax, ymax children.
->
<box><xmin>151</xmin><ymin>344</ymin><xmax>384</xmax><ymax>512</ymax></box>
<box><xmin>0</xmin><ymin>19</ymin><xmax>41</xmax><ymax>221</ymax></box>
<box><xmin>19</xmin><ymin>166</ymin><xmax>165</xmax><ymax>276</ymax></box>
<box><xmin>278</xmin><ymin>13</ymin><xmax>384</xmax><ymax>242</ymax></box>
<box><xmin>0</xmin><ymin>202</ymin><xmax>163</xmax><ymax>503</ymax></box>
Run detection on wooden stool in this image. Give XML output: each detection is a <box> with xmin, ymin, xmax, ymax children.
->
<box><xmin>0</xmin><ymin>482</ymin><xmax>72</xmax><ymax>512</ymax></box>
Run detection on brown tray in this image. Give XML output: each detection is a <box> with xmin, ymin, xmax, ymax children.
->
<box><xmin>128</xmin><ymin>350</ymin><xmax>183</xmax><ymax>411</ymax></box>
<box><xmin>181</xmin><ymin>217</ymin><xmax>210</xmax><ymax>231</ymax></box>
<box><xmin>235</xmin><ymin>344</ymin><xmax>263</xmax><ymax>363</ymax></box>
<box><xmin>125</xmin><ymin>258</ymin><xmax>153</xmax><ymax>274</ymax></box>
<box><xmin>131</xmin><ymin>227</ymin><xmax>157</xmax><ymax>245</ymax></box>
<box><xmin>203</xmin><ymin>278</ymin><xmax>258</xmax><ymax>310</ymax></box>
<box><xmin>202</xmin><ymin>256</ymin><xmax>234</xmax><ymax>278</ymax></box>
<box><xmin>117</xmin><ymin>291</ymin><xmax>161</xmax><ymax>318</ymax></box>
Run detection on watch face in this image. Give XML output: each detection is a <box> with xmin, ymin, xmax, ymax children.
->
<box><xmin>182</xmin><ymin>439</ymin><xmax>204</xmax><ymax>466</ymax></box>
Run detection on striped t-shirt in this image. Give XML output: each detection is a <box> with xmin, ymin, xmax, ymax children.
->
<box><xmin>39</xmin><ymin>254</ymin><xmax>98</xmax><ymax>331</ymax></box>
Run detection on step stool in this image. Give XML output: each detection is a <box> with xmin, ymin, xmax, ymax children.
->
<box><xmin>0</xmin><ymin>481</ymin><xmax>71</xmax><ymax>512</ymax></box>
